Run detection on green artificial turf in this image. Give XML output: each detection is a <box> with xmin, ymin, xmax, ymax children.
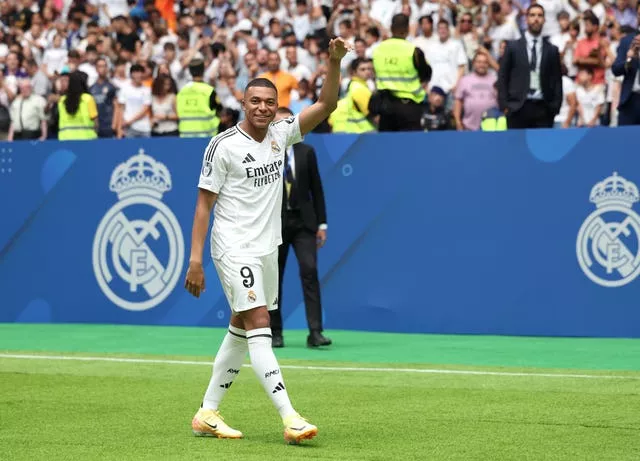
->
<box><xmin>0</xmin><ymin>324</ymin><xmax>639</xmax><ymax>460</ymax></box>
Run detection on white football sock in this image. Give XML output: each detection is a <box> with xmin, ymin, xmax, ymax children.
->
<box><xmin>201</xmin><ymin>325</ymin><xmax>248</xmax><ymax>410</ymax></box>
<box><xmin>246</xmin><ymin>328</ymin><xmax>296</xmax><ymax>419</ymax></box>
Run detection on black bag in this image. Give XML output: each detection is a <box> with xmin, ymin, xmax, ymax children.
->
<box><xmin>368</xmin><ymin>90</ymin><xmax>393</xmax><ymax>117</ymax></box>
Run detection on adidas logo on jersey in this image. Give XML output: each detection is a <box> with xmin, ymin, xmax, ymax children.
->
<box><xmin>242</xmin><ymin>153</ymin><xmax>256</xmax><ymax>164</ymax></box>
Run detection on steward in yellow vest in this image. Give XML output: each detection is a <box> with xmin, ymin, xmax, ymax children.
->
<box><xmin>328</xmin><ymin>98</ymin><xmax>350</xmax><ymax>132</ymax></box>
<box><xmin>58</xmin><ymin>72</ymin><xmax>98</xmax><ymax>141</ymax></box>
<box><xmin>340</xmin><ymin>58</ymin><xmax>376</xmax><ymax>133</ymax></box>
<box><xmin>372</xmin><ymin>13</ymin><xmax>431</xmax><ymax>132</ymax></box>
<box><xmin>177</xmin><ymin>59</ymin><xmax>221</xmax><ymax>138</ymax></box>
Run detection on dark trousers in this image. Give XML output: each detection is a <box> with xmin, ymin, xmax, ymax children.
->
<box><xmin>378</xmin><ymin>97</ymin><xmax>424</xmax><ymax>132</ymax></box>
<box><xmin>270</xmin><ymin>211</ymin><xmax>323</xmax><ymax>334</ymax></box>
<box><xmin>618</xmin><ymin>93</ymin><xmax>640</xmax><ymax>126</ymax></box>
<box><xmin>13</xmin><ymin>130</ymin><xmax>41</xmax><ymax>140</ymax></box>
<box><xmin>152</xmin><ymin>129</ymin><xmax>180</xmax><ymax>137</ymax></box>
<box><xmin>98</xmin><ymin>128</ymin><xmax>115</xmax><ymax>138</ymax></box>
<box><xmin>507</xmin><ymin>100</ymin><xmax>554</xmax><ymax>129</ymax></box>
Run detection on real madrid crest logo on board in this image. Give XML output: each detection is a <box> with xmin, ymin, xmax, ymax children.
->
<box><xmin>92</xmin><ymin>149</ymin><xmax>185</xmax><ymax>311</ymax></box>
<box><xmin>576</xmin><ymin>172</ymin><xmax>640</xmax><ymax>288</ymax></box>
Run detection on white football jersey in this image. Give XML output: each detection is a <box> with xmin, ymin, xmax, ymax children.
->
<box><xmin>198</xmin><ymin>116</ymin><xmax>303</xmax><ymax>259</ymax></box>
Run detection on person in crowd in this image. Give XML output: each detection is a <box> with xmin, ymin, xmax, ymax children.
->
<box><xmin>7</xmin><ymin>79</ymin><xmax>47</xmax><ymax>141</ymax></box>
<box><xmin>151</xmin><ymin>74</ymin><xmax>179</xmax><ymax>137</ymax></box>
<box><xmin>0</xmin><ymin>0</ymin><xmax>632</xmax><ymax>134</ymax></box>
<box><xmin>454</xmin><ymin>51</ymin><xmax>498</xmax><ymax>131</ymax></box>
<box><xmin>372</xmin><ymin>14</ymin><xmax>431</xmax><ymax>131</ymax></box>
<box><xmin>497</xmin><ymin>4</ymin><xmax>563</xmax><ymax>128</ymax></box>
<box><xmin>57</xmin><ymin>71</ymin><xmax>98</xmax><ymax>140</ymax></box>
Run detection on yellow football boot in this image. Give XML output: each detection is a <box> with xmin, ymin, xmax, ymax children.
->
<box><xmin>192</xmin><ymin>408</ymin><xmax>243</xmax><ymax>439</ymax></box>
<box><xmin>283</xmin><ymin>413</ymin><xmax>318</xmax><ymax>444</ymax></box>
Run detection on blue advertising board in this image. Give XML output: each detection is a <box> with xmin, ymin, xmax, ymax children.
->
<box><xmin>1</xmin><ymin>127</ymin><xmax>640</xmax><ymax>337</ymax></box>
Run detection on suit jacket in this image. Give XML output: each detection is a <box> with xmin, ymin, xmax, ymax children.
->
<box><xmin>612</xmin><ymin>33</ymin><xmax>639</xmax><ymax>108</ymax></box>
<box><xmin>282</xmin><ymin>142</ymin><xmax>327</xmax><ymax>233</ymax></box>
<box><xmin>497</xmin><ymin>36</ymin><xmax>563</xmax><ymax>115</ymax></box>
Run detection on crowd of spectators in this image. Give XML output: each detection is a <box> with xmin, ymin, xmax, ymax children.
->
<box><xmin>0</xmin><ymin>0</ymin><xmax>637</xmax><ymax>140</ymax></box>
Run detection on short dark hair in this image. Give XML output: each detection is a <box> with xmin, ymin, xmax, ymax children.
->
<box><xmin>188</xmin><ymin>59</ymin><xmax>205</xmax><ymax>78</ymax></box>
<box><xmin>276</xmin><ymin>107</ymin><xmax>294</xmax><ymax>116</ymax></box>
<box><xmin>130</xmin><ymin>63</ymin><xmax>145</xmax><ymax>75</ymax></box>
<box><xmin>583</xmin><ymin>9</ymin><xmax>600</xmax><ymax>27</ymax></box>
<box><xmin>527</xmin><ymin>4</ymin><xmax>545</xmax><ymax>15</ymax></box>
<box><xmin>244</xmin><ymin>77</ymin><xmax>278</xmax><ymax>95</ymax></box>
<box><xmin>366</xmin><ymin>26</ymin><xmax>380</xmax><ymax>39</ymax></box>
<box><xmin>390</xmin><ymin>14</ymin><xmax>410</xmax><ymax>35</ymax></box>
<box><xmin>350</xmin><ymin>57</ymin><xmax>371</xmax><ymax>73</ymax></box>
<box><xmin>418</xmin><ymin>15</ymin><xmax>433</xmax><ymax>25</ymax></box>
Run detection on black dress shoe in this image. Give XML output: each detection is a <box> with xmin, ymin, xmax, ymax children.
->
<box><xmin>272</xmin><ymin>333</ymin><xmax>284</xmax><ymax>348</ymax></box>
<box><xmin>307</xmin><ymin>331</ymin><xmax>332</xmax><ymax>347</ymax></box>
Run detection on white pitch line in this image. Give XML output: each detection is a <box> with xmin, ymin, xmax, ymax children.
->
<box><xmin>0</xmin><ymin>353</ymin><xmax>637</xmax><ymax>380</ymax></box>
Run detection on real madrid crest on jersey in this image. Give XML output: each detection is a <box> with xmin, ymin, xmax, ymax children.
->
<box><xmin>92</xmin><ymin>149</ymin><xmax>185</xmax><ymax>311</ymax></box>
<box><xmin>271</xmin><ymin>141</ymin><xmax>281</xmax><ymax>155</ymax></box>
<box><xmin>576</xmin><ymin>172</ymin><xmax>640</xmax><ymax>288</ymax></box>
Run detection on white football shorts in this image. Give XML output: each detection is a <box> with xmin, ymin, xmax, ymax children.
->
<box><xmin>213</xmin><ymin>250</ymin><xmax>279</xmax><ymax>313</ymax></box>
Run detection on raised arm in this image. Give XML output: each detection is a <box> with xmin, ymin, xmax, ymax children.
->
<box><xmin>298</xmin><ymin>37</ymin><xmax>351</xmax><ymax>136</ymax></box>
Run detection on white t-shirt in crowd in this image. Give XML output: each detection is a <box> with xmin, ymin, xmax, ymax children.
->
<box><xmin>537</xmin><ymin>0</ymin><xmax>565</xmax><ymax>37</ymax></box>
<box><xmin>555</xmin><ymin>76</ymin><xmax>576</xmax><ymax>124</ymax></box>
<box><xmin>576</xmin><ymin>84</ymin><xmax>605</xmax><ymax>126</ymax></box>
<box><xmin>487</xmin><ymin>19</ymin><xmax>521</xmax><ymax>58</ymax></box>
<box><xmin>412</xmin><ymin>35</ymin><xmax>437</xmax><ymax>57</ymax></box>
<box><xmin>78</xmin><ymin>63</ymin><xmax>98</xmax><ymax>87</ymax></box>
<box><xmin>89</xmin><ymin>0</ymin><xmax>129</xmax><ymax>26</ymax></box>
<box><xmin>42</xmin><ymin>47</ymin><xmax>68</xmax><ymax>74</ymax></box>
<box><xmin>198</xmin><ymin>117</ymin><xmax>303</xmax><ymax>259</ymax></box>
<box><xmin>424</xmin><ymin>38</ymin><xmax>467</xmax><ymax>93</ymax></box>
<box><xmin>117</xmin><ymin>83</ymin><xmax>152</xmax><ymax>133</ymax></box>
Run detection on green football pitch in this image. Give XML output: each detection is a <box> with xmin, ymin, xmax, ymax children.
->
<box><xmin>1</xmin><ymin>324</ymin><xmax>639</xmax><ymax>461</ymax></box>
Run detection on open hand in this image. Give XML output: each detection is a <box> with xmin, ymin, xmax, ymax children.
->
<box><xmin>317</xmin><ymin>229</ymin><xmax>327</xmax><ymax>248</ymax></box>
<box><xmin>185</xmin><ymin>261</ymin><xmax>206</xmax><ymax>298</ymax></box>
<box><xmin>328</xmin><ymin>37</ymin><xmax>352</xmax><ymax>61</ymax></box>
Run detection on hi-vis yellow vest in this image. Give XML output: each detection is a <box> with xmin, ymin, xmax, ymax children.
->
<box><xmin>177</xmin><ymin>81</ymin><xmax>219</xmax><ymax>137</ymax></box>
<box><xmin>342</xmin><ymin>79</ymin><xmax>375</xmax><ymax>133</ymax></box>
<box><xmin>58</xmin><ymin>93</ymin><xmax>97</xmax><ymax>141</ymax></box>
<box><xmin>480</xmin><ymin>110</ymin><xmax>507</xmax><ymax>131</ymax></box>
<box><xmin>372</xmin><ymin>38</ymin><xmax>426</xmax><ymax>103</ymax></box>
<box><xmin>328</xmin><ymin>98</ymin><xmax>350</xmax><ymax>133</ymax></box>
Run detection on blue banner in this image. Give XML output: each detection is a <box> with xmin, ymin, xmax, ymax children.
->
<box><xmin>1</xmin><ymin>127</ymin><xmax>640</xmax><ymax>337</ymax></box>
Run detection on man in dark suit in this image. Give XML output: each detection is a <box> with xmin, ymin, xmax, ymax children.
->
<box><xmin>270</xmin><ymin>107</ymin><xmax>331</xmax><ymax>349</ymax></box>
<box><xmin>612</xmin><ymin>8</ymin><xmax>640</xmax><ymax>126</ymax></box>
<box><xmin>497</xmin><ymin>4</ymin><xmax>563</xmax><ymax>129</ymax></box>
